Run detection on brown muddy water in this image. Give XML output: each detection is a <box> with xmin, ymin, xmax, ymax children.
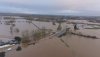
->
<box><xmin>0</xmin><ymin>19</ymin><xmax>100</xmax><ymax>57</ymax></box>
<box><xmin>62</xmin><ymin>34</ymin><xmax>100</xmax><ymax>57</ymax></box>
<box><xmin>6</xmin><ymin>34</ymin><xmax>100</xmax><ymax>57</ymax></box>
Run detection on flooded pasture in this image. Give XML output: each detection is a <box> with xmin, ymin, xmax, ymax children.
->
<box><xmin>62</xmin><ymin>34</ymin><xmax>100</xmax><ymax>57</ymax></box>
<box><xmin>0</xmin><ymin>19</ymin><xmax>100</xmax><ymax>57</ymax></box>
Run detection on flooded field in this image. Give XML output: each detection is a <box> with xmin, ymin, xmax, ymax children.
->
<box><xmin>6</xmin><ymin>33</ymin><xmax>100</xmax><ymax>57</ymax></box>
<box><xmin>62</xmin><ymin>34</ymin><xmax>100</xmax><ymax>57</ymax></box>
<box><xmin>0</xmin><ymin>19</ymin><xmax>100</xmax><ymax>57</ymax></box>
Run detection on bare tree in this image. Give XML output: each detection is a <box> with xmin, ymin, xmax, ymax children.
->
<box><xmin>57</xmin><ymin>22</ymin><xmax>62</xmax><ymax>31</ymax></box>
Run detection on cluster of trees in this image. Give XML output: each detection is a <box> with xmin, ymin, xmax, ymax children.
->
<box><xmin>21</xmin><ymin>27</ymin><xmax>51</xmax><ymax>47</ymax></box>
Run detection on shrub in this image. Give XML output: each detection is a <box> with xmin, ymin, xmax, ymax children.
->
<box><xmin>16</xmin><ymin>46</ymin><xmax>22</xmax><ymax>51</ymax></box>
<box><xmin>14</xmin><ymin>36</ymin><xmax>21</xmax><ymax>44</ymax></box>
<box><xmin>32</xmin><ymin>30</ymin><xmax>42</xmax><ymax>41</ymax></box>
<box><xmin>21</xmin><ymin>31</ymin><xmax>31</xmax><ymax>44</ymax></box>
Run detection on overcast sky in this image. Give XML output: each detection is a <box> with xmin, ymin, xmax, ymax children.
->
<box><xmin>0</xmin><ymin>0</ymin><xmax>100</xmax><ymax>16</ymax></box>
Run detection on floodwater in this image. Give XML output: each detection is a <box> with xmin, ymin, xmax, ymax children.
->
<box><xmin>0</xmin><ymin>19</ymin><xmax>64</xmax><ymax>37</ymax></box>
<box><xmin>0</xmin><ymin>19</ymin><xmax>100</xmax><ymax>57</ymax></box>
<box><xmin>6</xmin><ymin>38</ymin><xmax>73</xmax><ymax>57</ymax></box>
<box><xmin>6</xmin><ymin>33</ymin><xmax>100</xmax><ymax>57</ymax></box>
<box><xmin>62</xmin><ymin>34</ymin><xmax>100</xmax><ymax>57</ymax></box>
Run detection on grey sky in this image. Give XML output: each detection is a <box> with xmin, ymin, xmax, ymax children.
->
<box><xmin>0</xmin><ymin>0</ymin><xmax>100</xmax><ymax>16</ymax></box>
